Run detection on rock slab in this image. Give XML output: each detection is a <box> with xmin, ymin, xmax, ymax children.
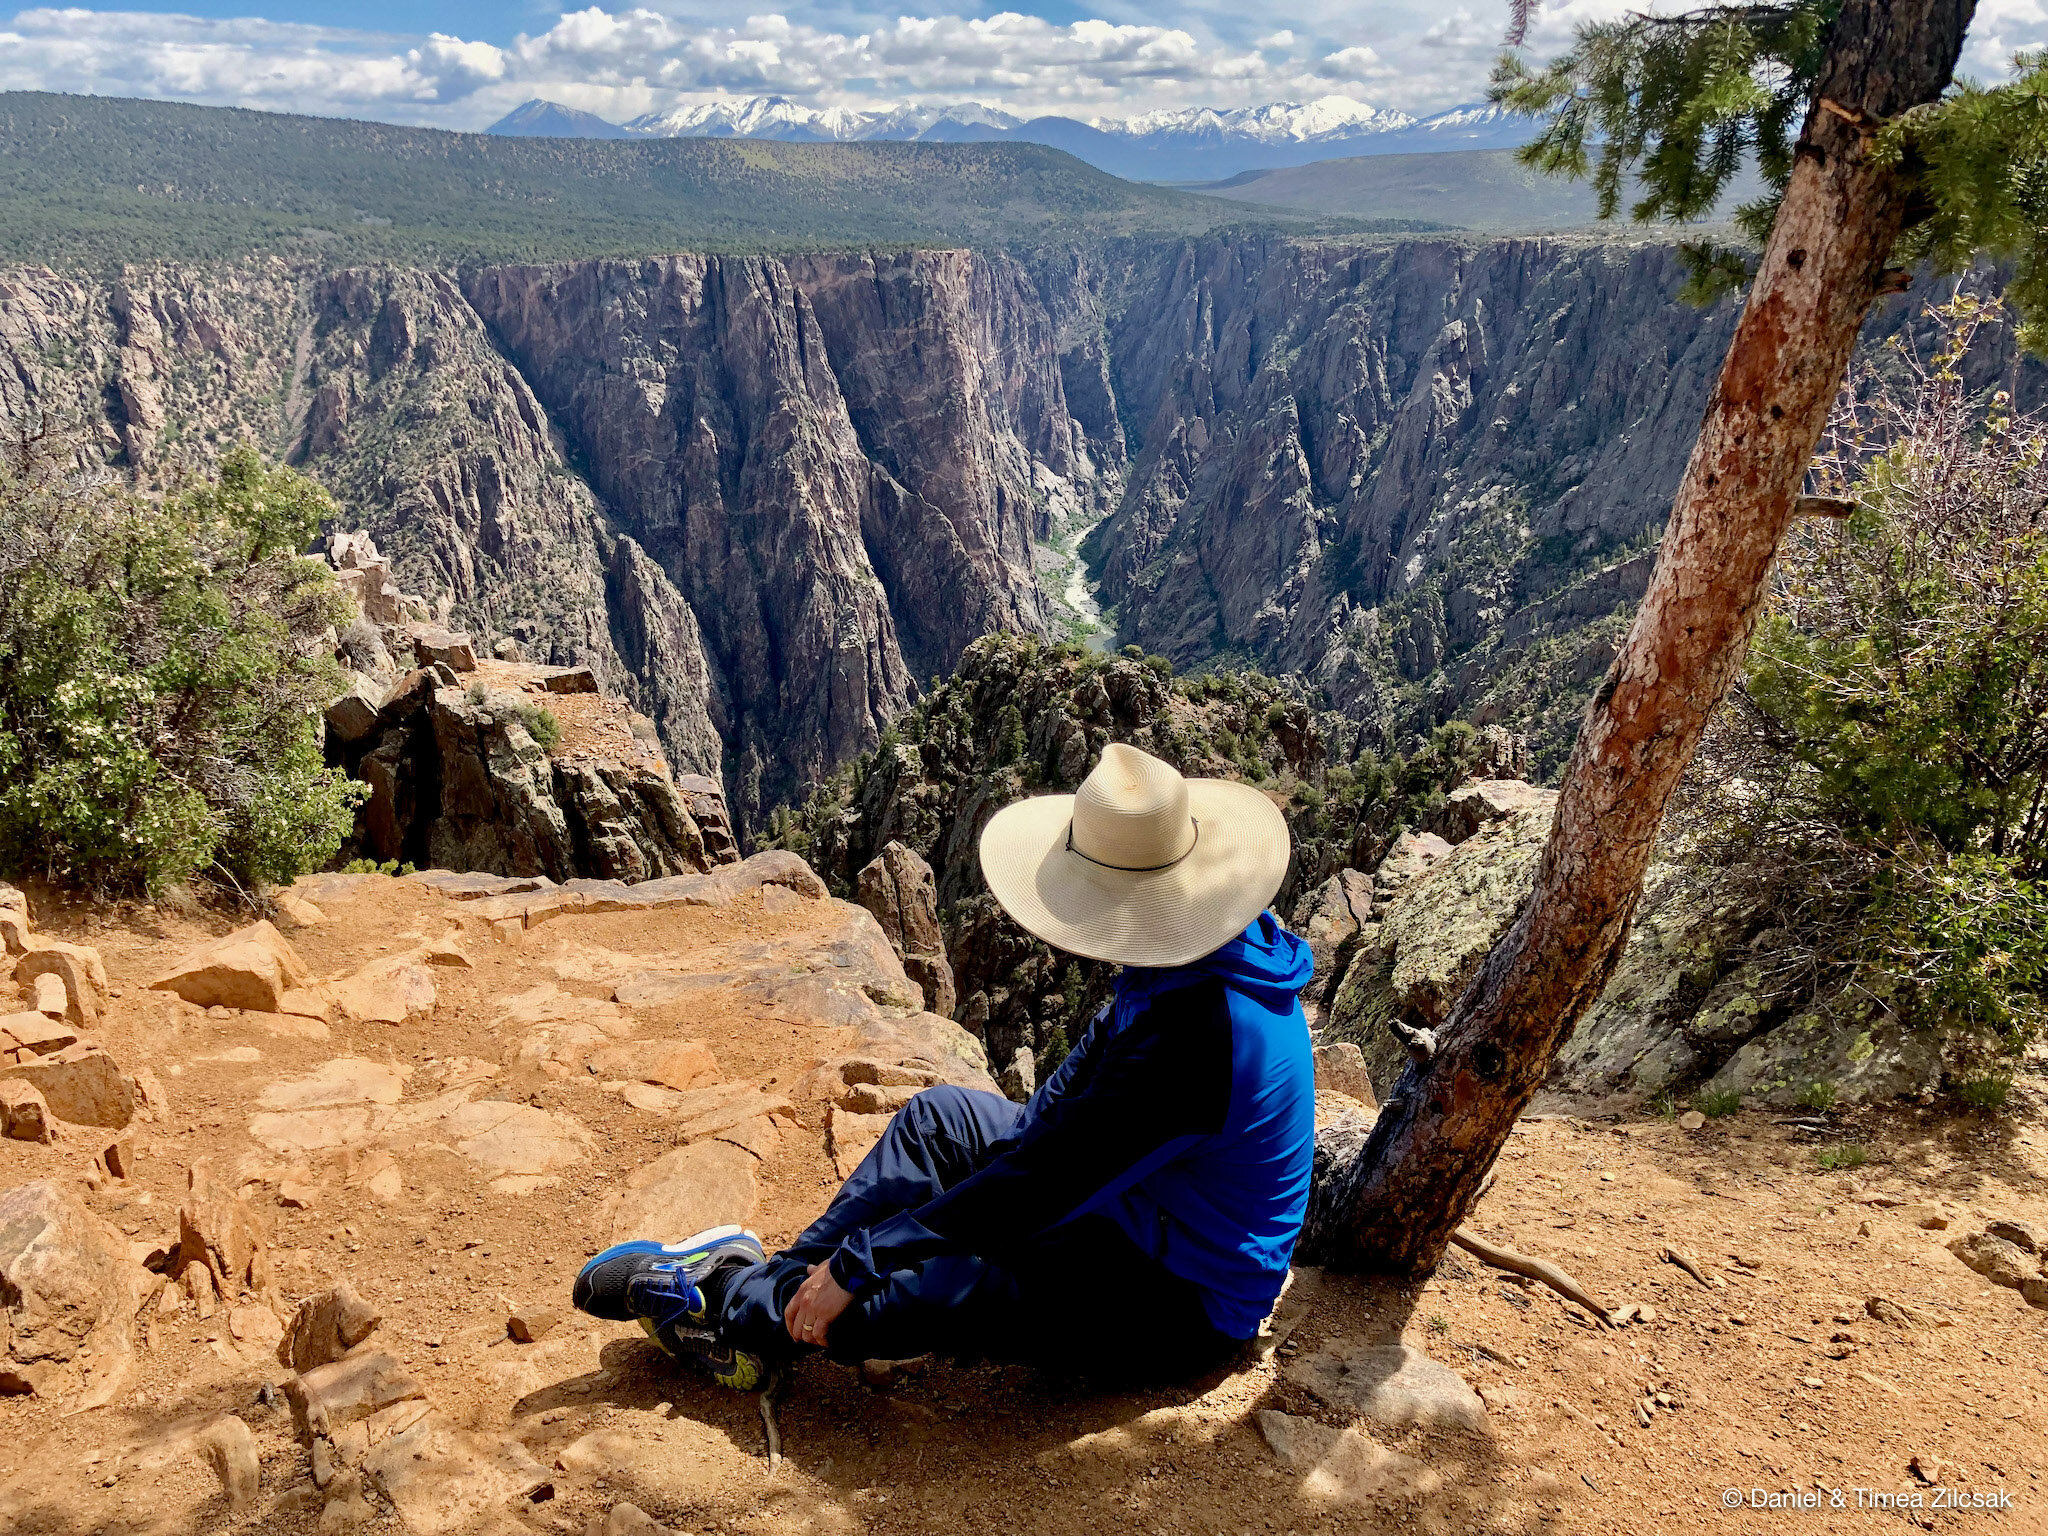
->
<box><xmin>1286</xmin><ymin>1341</ymin><xmax>1489</xmax><ymax>1433</ymax></box>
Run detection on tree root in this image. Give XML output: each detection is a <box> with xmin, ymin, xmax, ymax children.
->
<box><xmin>758</xmin><ymin>1364</ymin><xmax>788</xmax><ymax>1470</ymax></box>
<box><xmin>1451</xmin><ymin>1227</ymin><xmax>1614</xmax><ymax>1321</ymax></box>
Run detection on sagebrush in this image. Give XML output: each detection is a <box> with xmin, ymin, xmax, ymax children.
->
<box><xmin>0</xmin><ymin>435</ymin><xmax>366</xmax><ymax>893</ymax></box>
<box><xmin>1674</xmin><ymin>298</ymin><xmax>2048</xmax><ymax>1060</ymax></box>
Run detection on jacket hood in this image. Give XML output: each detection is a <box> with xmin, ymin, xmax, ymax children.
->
<box><xmin>1118</xmin><ymin>911</ymin><xmax>1313</xmax><ymax>1007</ymax></box>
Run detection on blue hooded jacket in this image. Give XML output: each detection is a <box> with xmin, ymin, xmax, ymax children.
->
<box><xmin>825</xmin><ymin>913</ymin><xmax>1317</xmax><ymax>1338</ymax></box>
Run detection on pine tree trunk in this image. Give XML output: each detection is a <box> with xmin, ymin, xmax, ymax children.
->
<box><xmin>1301</xmin><ymin>0</ymin><xmax>1977</xmax><ymax>1275</ymax></box>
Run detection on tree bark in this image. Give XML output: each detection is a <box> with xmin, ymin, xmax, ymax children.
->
<box><xmin>1301</xmin><ymin>0</ymin><xmax>1977</xmax><ymax>1275</ymax></box>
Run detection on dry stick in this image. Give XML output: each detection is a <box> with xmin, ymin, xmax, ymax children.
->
<box><xmin>1662</xmin><ymin>1245</ymin><xmax>1714</xmax><ymax>1288</ymax></box>
<box><xmin>1451</xmin><ymin>1226</ymin><xmax>1612</xmax><ymax>1321</ymax></box>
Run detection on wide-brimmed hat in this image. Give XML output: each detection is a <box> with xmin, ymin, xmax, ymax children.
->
<box><xmin>977</xmin><ymin>742</ymin><xmax>1292</xmax><ymax>968</ymax></box>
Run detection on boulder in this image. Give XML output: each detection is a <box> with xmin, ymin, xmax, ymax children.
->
<box><xmin>1948</xmin><ymin>1232</ymin><xmax>2037</xmax><ymax>1291</ymax></box>
<box><xmin>856</xmin><ymin>841</ymin><xmax>957</xmax><ymax>1017</ymax></box>
<box><xmin>176</xmin><ymin>1158</ymin><xmax>271</xmax><ymax>1298</ymax></box>
<box><xmin>0</xmin><ymin>1010</ymin><xmax>79</xmax><ymax>1057</ymax></box>
<box><xmin>539</xmin><ymin>666</ymin><xmax>599</xmax><ymax>694</ymax></box>
<box><xmin>150</xmin><ymin>920</ymin><xmax>309</xmax><ymax>1013</ymax></box>
<box><xmin>15</xmin><ymin>940</ymin><xmax>107</xmax><ymax>1030</ymax></box>
<box><xmin>29</xmin><ymin>972</ymin><xmax>66</xmax><ymax>1018</ymax></box>
<box><xmin>196</xmin><ymin>1414</ymin><xmax>261</xmax><ymax>1512</ymax></box>
<box><xmin>1312</xmin><ymin>1042</ymin><xmax>1378</xmax><ymax>1111</ymax></box>
<box><xmin>1425</xmin><ymin>779</ymin><xmax>1559</xmax><ymax>845</ymax></box>
<box><xmin>327</xmin><ymin>956</ymin><xmax>437</xmax><ymax>1026</ymax></box>
<box><xmin>663</xmin><ymin>1083</ymin><xmax>796</xmax><ymax>1144</ymax></box>
<box><xmin>362</xmin><ymin>1411</ymin><xmax>550</xmax><ymax>1535</ymax></box>
<box><xmin>1325</xmin><ymin>807</ymin><xmax>1551</xmax><ymax>1093</ymax></box>
<box><xmin>1372</xmin><ymin>830</ymin><xmax>1454</xmax><ymax>894</ymax></box>
<box><xmin>1700</xmin><ymin>1000</ymin><xmax>1942</xmax><ymax>1109</ymax></box>
<box><xmin>675</xmin><ymin>775</ymin><xmax>740</xmax><ymax>865</ymax></box>
<box><xmin>1</xmin><ymin>1042</ymin><xmax>136</xmax><ymax>1129</ymax></box>
<box><xmin>1291</xmin><ymin>869</ymin><xmax>1374</xmax><ymax>1008</ymax></box>
<box><xmin>609</xmin><ymin>1140</ymin><xmax>759</xmax><ymax>1244</ymax></box>
<box><xmin>828</xmin><ymin>1107</ymin><xmax>892</xmax><ymax>1178</ymax></box>
<box><xmin>1986</xmin><ymin>1218</ymin><xmax>2044</xmax><ymax>1255</ymax></box>
<box><xmin>285</xmin><ymin>1349</ymin><xmax>424</xmax><ymax>1440</ymax></box>
<box><xmin>325</xmin><ymin>677</ymin><xmax>388</xmax><ymax>744</ymax></box>
<box><xmin>0</xmin><ymin>1180</ymin><xmax>128</xmax><ymax>1365</ymax></box>
<box><xmin>583</xmin><ymin>1039</ymin><xmax>720</xmax><ymax>1092</ymax></box>
<box><xmin>0</xmin><ymin>1079</ymin><xmax>54</xmax><ymax>1142</ymax></box>
<box><xmin>280</xmin><ymin>1281</ymin><xmax>382</xmax><ymax>1372</ymax></box>
<box><xmin>411</xmin><ymin>628</ymin><xmax>478</xmax><ymax>672</ymax></box>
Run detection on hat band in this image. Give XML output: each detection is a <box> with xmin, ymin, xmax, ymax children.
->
<box><xmin>1064</xmin><ymin>817</ymin><xmax>1200</xmax><ymax>873</ymax></box>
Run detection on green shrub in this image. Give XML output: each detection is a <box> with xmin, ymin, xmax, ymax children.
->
<box><xmin>515</xmin><ymin>703</ymin><xmax>562</xmax><ymax>751</ymax></box>
<box><xmin>1682</xmin><ymin>299</ymin><xmax>2048</xmax><ymax>1062</ymax></box>
<box><xmin>0</xmin><ymin>441</ymin><xmax>365</xmax><ymax>894</ymax></box>
<box><xmin>1795</xmin><ymin>1081</ymin><xmax>1839</xmax><ymax>1112</ymax></box>
<box><xmin>1952</xmin><ymin>1072</ymin><xmax>2014</xmax><ymax>1111</ymax></box>
<box><xmin>1696</xmin><ymin>1088</ymin><xmax>1742</xmax><ymax>1118</ymax></box>
<box><xmin>1815</xmin><ymin>1143</ymin><xmax>1869</xmax><ymax>1172</ymax></box>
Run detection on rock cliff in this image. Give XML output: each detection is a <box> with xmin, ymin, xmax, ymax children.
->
<box><xmin>0</xmin><ymin>249</ymin><xmax>1114</xmax><ymax>838</ymax></box>
<box><xmin>1086</xmin><ymin>238</ymin><xmax>2045</xmax><ymax>772</ymax></box>
<box><xmin>5</xmin><ymin>238</ymin><xmax>2035</xmax><ymax>833</ymax></box>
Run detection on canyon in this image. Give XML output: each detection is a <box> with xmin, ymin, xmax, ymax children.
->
<box><xmin>2</xmin><ymin>235</ymin><xmax>2034</xmax><ymax>840</ymax></box>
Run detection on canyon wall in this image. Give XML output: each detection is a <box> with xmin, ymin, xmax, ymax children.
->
<box><xmin>4</xmin><ymin>236</ymin><xmax>2033</xmax><ymax>828</ymax></box>
<box><xmin>0</xmin><ymin>249</ymin><xmax>1114</xmax><ymax>832</ymax></box>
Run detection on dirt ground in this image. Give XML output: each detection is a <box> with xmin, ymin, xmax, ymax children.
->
<box><xmin>2</xmin><ymin>874</ymin><xmax>2044</xmax><ymax>1536</ymax></box>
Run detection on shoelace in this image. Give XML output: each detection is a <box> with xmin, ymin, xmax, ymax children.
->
<box><xmin>627</xmin><ymin>1265</ymin><xmax>706</xmax><ymax>1334</ymax></box>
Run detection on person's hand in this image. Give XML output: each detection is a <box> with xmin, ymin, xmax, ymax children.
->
<box><xmin>784</xmin><ymin>1263</ymin><xmax>854</xmax><ymax>1347</ymax></box>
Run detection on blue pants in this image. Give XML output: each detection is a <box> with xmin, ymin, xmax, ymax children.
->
<box><xmin>718</xmin><ymin>1086</ymin><xmax>1237</xmax><ymax>1381</ymax></box>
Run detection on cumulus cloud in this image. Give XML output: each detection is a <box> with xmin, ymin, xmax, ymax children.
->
<box><xmin>1</xmin><ymin>1</ymin><xmax>2042</xmax><ymax>129</ymax></box>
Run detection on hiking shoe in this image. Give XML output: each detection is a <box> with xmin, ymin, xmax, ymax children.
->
<box><xmin>572</xmin><ymin>1226</ymin><xmax>767</xmax><ymax>1390</ymax></box>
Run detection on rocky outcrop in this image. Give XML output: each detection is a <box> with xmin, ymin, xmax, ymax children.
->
<box><xmin>320</xmin><ymin>530</ymin><xmax>736</xmax><ymax>883</ymax></box>
<box><xmin>335</xmin><ymin>670</ymin><xmax>729</xmax><ymax>884</ymax></box>
<box><xmin>1</xmin><ymin>1177</ymin><xmax>149</xmax><ymax>1403</ymax></box>
<box><xmin>777</xmin><ymin>634</ymin><xmax>1335</xmax><ymax>1069</ymax></box>
<box><xmin>1324</xmin><ymin>790</ymin><xmax>1556</xmax><ymax>1091</ymax></box>
<box><xmin>1324</xmin><ymin>774</ymin><xmax>1953</xmax><ymax>1109</ymax></box>
<box><xmin>855</xmin><ymin>842</ymin><xmax>957</xmax><ymax>1018</ymax></box>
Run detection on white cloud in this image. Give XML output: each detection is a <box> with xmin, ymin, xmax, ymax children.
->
<box><xmin>2</xmin><ymin>1</ymin><xmax>2042</xmax><ymax>129</ymax></box>
<box><xmin>1419</xmin><ymin>9</ymin><xmax>1497</xmax><ymax>50</ymax></box>
<box><xmin>1318</xmin><ymin>45</ymin><xmax>1391</xmax><ymax>79</ymax></box>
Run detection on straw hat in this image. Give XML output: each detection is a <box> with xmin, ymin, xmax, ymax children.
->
<box><xmin>977</xmin><ymin>742</ymin><xmax>1292</xmax><ymax>968</ymax></box>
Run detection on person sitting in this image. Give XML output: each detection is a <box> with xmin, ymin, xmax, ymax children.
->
<box><xmin>571</xmin><ymin>742</ymin><xmax>1316</xmax><ymax>1388</ymax></box>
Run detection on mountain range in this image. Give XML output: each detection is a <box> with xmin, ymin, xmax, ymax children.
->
<box><xmin>486</xmin><ymin>95</ymin><xmax>1536</xmax><ymax>183</ymax></box>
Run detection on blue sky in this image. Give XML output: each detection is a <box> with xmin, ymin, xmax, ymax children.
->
<box><xmin>3</xmin><ymin>0</ymin><xmax>2044</xmax><ymax>129</ymax></box>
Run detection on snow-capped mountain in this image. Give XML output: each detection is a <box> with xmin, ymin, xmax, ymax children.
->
<box><xmin>485</xmin><ymin>96</ymin><xmax>1538</xmax><ymax>181</ymax></box>
<box><xmin>1101</xmin><ymin>97</ymin><xmax>1414</xmax><ymax>144</ymax></box>
<box><xmin>618</xmin><ymin>96</ymin><xmax>1023</xmax><ymax>143</ymax></box>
